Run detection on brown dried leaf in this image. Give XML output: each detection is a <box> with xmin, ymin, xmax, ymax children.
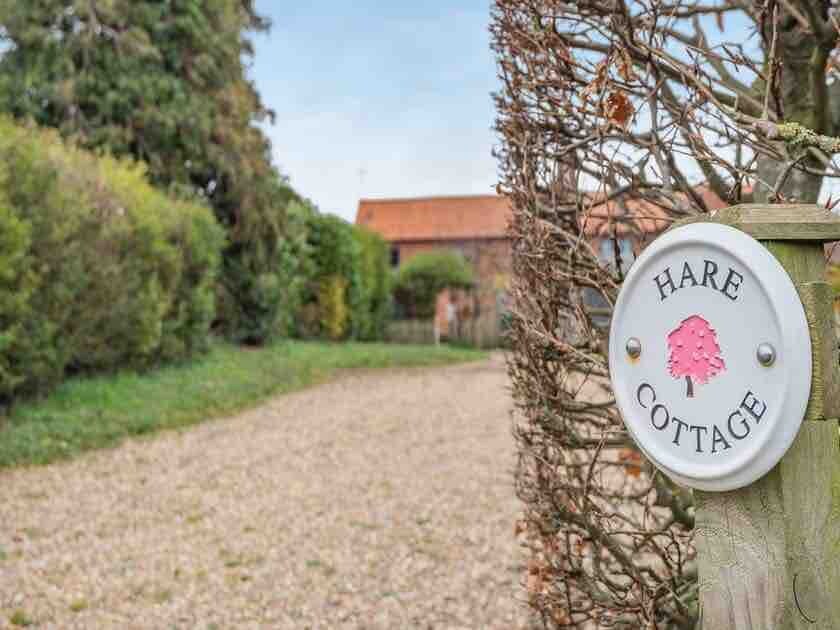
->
<box><xmin>619</xmin><ymin>448</ymin><xmax>643</xmax><ymax>477</ymax></box>
<box><xmin>604</xmin><ymin>90</ymin><xmax>634</xmax><ymax>127</ymax></box>
<box><xmin>581</xmin><ymin>59</ymin><xmax>609</xmax><ymax>103</ymax></box>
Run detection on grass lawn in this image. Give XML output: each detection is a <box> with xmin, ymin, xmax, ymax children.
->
<box><xmin>0</xmin><ymin>341</ymin><xmax>487</xmax><ymax>469</ymax></box>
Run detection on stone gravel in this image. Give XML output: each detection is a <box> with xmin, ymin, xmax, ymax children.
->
<box><xmin>0</xmin><ymin>353</ymin><xmax>528</xmax><ymax>629</ymax></box>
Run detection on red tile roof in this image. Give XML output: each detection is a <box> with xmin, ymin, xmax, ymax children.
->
<box><xmin>581</xmin><ymin>186</ymin><xmax>731</xmax><ymax>238</ymax></box>
<box><xmin>357</xmin><ymin>187</ymin><xmax>733</xmax><ymax>243</ymax></box>
<box><xmin>356</xmin><ymin>195</ymin><xmax>512</xmax><ymax>242</ymax></box>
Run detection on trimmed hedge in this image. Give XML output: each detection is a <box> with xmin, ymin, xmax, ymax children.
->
<box><xmin>0</xmin><ymin>118</ymin><xmax>224</xmax><ymax>401</ymax></box>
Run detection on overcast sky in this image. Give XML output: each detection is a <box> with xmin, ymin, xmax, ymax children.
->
<box><xmin>250</xmin><ymin>2</ymin><xmax>499</xmax><ymax>222</ymax></box>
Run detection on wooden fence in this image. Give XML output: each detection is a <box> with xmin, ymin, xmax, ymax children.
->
<box><xmin>385</xmin><ymin>313</ymin><xmax>507</xmax><ymax>349</ymax></box>
<box><xmin>449</xmin><ymin>312</ymin><xmax>507</xmax><ymax>349</ymax></box>
<box><xmin>384</xmin><ymin>319</ymin><xmax>438</xmax><ymax>345</ymax></box>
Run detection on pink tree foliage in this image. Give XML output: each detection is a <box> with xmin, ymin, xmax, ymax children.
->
<box><xmin>667</xmin><ymin>315</ymin><xmax>725</xmax><ymax>397</ymax></box>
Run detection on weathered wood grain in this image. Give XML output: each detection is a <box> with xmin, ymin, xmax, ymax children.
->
<box><xmin>696</xmin><ymin>421</ymin><xmax>840</xmax><ymax>629</ymax></box>
<box><xmin>695</xmin><ymin>470</ymin><xmax>785</xmax><ymax>629</ymax></box>
<box><xmin>691</xmin><ymin>206</ymin><xmax>840</xmax><ymax>629</ymax></box>
<box><xmin>672</xmin><ymin>204</ymin><xmax>840</xmax><ymax>242</ymax></box>
<box><xmin>763</xmin><ymin>241</ymin><xmax>826</xmax><ymax>285</ymax></box>
<box><xmin>797</xmin><ymin>282</ymin><xmax>840</xmax><ymax>421</ymax></box>
<box><xmin>778</xmin><ymin>421</ymin><xmax>840</xmax><ymax>629</ymax></box>
<box><xmin>715</xmin><ymin>204</ymin><xmax>840</xmax><ymax>241</ymax></box>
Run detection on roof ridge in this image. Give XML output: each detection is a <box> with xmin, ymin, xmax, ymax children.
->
<box><xmin>358</xmin><ymin>193</ymin><xmax>503</xmax><ymax>205</ymax></box>
<box><xmin>355</xmin><ymin>194</ymin><xmax>512</xmax><ymax>240</ymax></box>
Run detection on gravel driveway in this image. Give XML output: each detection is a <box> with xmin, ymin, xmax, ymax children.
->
<box><xmin>0</xmin><ymin>353</ymin><xmax>527</xmax><ymax>629</ymax></box>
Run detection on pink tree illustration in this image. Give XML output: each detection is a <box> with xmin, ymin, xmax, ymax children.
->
<box><xmin>667</xmin><ymin>315</ymin><xmax>725</xmax><ymax>397</ymax></box>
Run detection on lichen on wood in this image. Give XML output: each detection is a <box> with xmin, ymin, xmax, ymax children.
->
<box><xmin>754</xmin><ymin>120</ymin><xmax>840</xmax><ymax>154</ymax></box>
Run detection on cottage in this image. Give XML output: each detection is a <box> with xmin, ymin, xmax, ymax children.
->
<box><xmin>355</xmin><ymin>194</ymin><xmax>512</xmax><ymax>336</ymax></box>
<box><xmin>579</xmin><ymin>187</ymin><xmax>732</xmax><ymax>327</ymax></box>
<box><xmin>355</xmin><ymin>188</ymin><xmax>733</xmax><ymax>337</ymax></box>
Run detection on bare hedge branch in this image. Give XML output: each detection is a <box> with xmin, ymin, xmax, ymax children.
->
<box><xmin>493</xmin><ymin>1</ymin><xmax>839</xmax><ymax>627</ymax></box>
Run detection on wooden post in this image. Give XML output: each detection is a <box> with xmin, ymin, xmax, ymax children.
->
<box><xmin>685</xmin><ymin>205</ymin><xmax>840</xmax><ymax>629</ymax></box>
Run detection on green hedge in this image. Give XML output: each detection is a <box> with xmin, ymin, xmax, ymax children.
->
<box><xmin>0</xmin><ymin>118</ymin><xmax>224</xmax><ymax>401</ymax></box>
<box><xmin>274</xmin><ymin>200</ymin><xmax>316</xmax><ymax>338</ymax></box>
<box><xmin>393</xmin><ymin>250</ymin><xmax>474</xmax><ymax>319</ymax></box>
<box><xmin>352</xmin><ymin>227</ymin><xmax>391</xmax><ymax>340</ymax></box>
<box><xmin>294</xmin><ymin>213</ymin><xmax>390</xmax><ymax>341</ymax></box>
<box><xmin>298</xmin><ymin>213</ymin><xmax>360</xmax><ymax>340</ymax></box>
<box><xmin>215</xmin><ymin>178</ymin><xmax>304</xmax><ymax>345</ymax></box>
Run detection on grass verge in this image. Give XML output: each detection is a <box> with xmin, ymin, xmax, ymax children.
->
<box><xmin>0</xmin><ymin>341</ymin><xmax>487</xmax><ymax>468</ymax></box>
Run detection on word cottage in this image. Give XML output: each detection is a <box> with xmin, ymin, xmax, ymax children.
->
<box><xmin>635</xmin><ymin>382</ymin><xmax>768</xmax><ymax>454</ymax></box>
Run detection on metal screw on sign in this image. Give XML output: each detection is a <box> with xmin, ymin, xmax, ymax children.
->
<box><xmin>757</xmin><ymin>342</ymin><xmax>776</xmax><ymax>367</ymax></box>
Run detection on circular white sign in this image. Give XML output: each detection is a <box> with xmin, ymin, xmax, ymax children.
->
<box><xmin>608</xmin><ymin>222</ymin><xmax>812</xmax><ymax>491</ymax></box>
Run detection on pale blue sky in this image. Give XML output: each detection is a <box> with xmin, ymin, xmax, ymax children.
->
<box><xmin>250</xmin><ymin>2</ymin><xmax>499</xmax><ymax>221</ymax></box>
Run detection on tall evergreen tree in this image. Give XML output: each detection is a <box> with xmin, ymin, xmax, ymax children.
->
<box><xmin>0</xmin><ymin>0</ymin><xmax>300</xmax><ymax>343</ymax></box>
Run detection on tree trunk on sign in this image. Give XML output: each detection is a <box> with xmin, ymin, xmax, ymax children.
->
<box><xmin>685</xmin><ymin>375</ymin><xmax>694</xmax><ymax>398</ymax></box>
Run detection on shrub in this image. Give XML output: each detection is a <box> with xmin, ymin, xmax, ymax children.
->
<box><xmin>0</xmin><ymin>117</ymin><xmax>224</xmax><ymax>401</ymax></box>
<box><xmin>297</xmin><ymin>213</ymin><xmax>361</xmax><ymax>339</ymax></box>
<box><xmin>351</xmin><ymin>227</ymin><xmax>391</xmax><ymax>340</ymax></box>
<box><xmin>296</xmin><ymin>302</ymin><xmax>322</xmax><ymax>339</ymax></box>
<box><xmin>157</xmin><ymin>199</ymin><xmax>224</xmax><ymax>361</ymax></box>
<box><xmin>0</xmin><ymin>200</ymin><xmax>34</xmax><ymax>395</ymax></box>
<box><xmin>393</xmin><ymin>251</ymin><xmax>475</xmax><ymax>319</ymax></box>
<box><xmin>318</xmin><ymin>275</ymin><xmax>350</xmax><ymax>341</ymax></box>
<box><xmin>215</xmin><ymin>179</ymin><xmax>302</xmax><ymax>345</ymax></box>
<box><xmin>0</xmin><ymin>1</ymin><xmax>291</xmax><ymax>348</ymax></box>
<box><xmin>275</xmin><ymin>200</ymin><xmax>316</xmax><ymax>338</ymax></box>
<box><xmin>293</xmin><ymin>213</ymin><xmax>392</xmax><ymax>341</ymax></box>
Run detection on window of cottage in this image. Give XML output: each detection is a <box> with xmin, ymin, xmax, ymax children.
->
<box><xmin>598</xmin><ymin>237</ymin><xmax>634</xmax><ymax>272</ymax></box>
